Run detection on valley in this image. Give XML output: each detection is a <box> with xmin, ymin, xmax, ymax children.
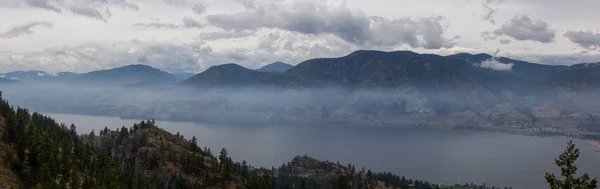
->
<box><xmin>2</xmin><ymin>50</ymin><xmax>600</xmax><ymax>141</ymax></box>
<box><xmin>4</xmin><ymin>1</ymin><xmax>600</xmax><ymax>188</ymax></box>
<box><xmin>0</xmin><ymin>93</ymin><xmax>510</xmax><ymax>189</ymax></box>
<box><xmin>46</xmin><ymin>112</ymin><xmax>600</xmax><ymax>189</ymax></box>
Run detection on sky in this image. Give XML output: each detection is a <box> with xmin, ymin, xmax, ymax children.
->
<box><xmin>0</xmin><ymin>0</ymin><xmax>599</xmax><ymax>74</ymax></box>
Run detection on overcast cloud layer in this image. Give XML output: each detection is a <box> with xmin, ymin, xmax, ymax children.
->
<box><xmin>1</xmin><ymin>0</ymin><xmax>599</xmax><ymax>74</ymax></box>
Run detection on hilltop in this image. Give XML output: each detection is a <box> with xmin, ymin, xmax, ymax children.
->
<box><xmin>78</xmin><ymin>64</ymin><xmax>180</xmax><ymax>87</ymax></box>
<box><xmin>256</xmin><ymin>62</ymin><xmax>293</xmax><ymax>73</ymax></box>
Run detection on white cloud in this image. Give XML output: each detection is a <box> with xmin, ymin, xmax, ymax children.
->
<box><xmin>477</xmin><ymin>58</ymin><xmax>514</xmax><ymax>71</ymax></box>
<box><xmin>490</xmin><ymin>15</ymin><xmax>556</xmax><ymax>43</ymax></box>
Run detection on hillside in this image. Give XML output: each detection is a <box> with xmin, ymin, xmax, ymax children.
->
<box><xmin>0</xmin><ymin>90</ymin><xmax>502</xmax><ymax>189</ymax></box>
<box><xmin>78</xmin><ymin>64</ymin><xmax>179</xmax><ymax>87</ymax></box>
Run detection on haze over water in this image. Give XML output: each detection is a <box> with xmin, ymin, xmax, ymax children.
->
<box><xmin>48</xmin><ymin>113</ymin><xmax>600</xmax><ymax>189</ymax></box>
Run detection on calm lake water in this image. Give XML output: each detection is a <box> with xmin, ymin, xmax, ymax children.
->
<box><xmin>47</xmin><ymin>113</ymin><xmax>600</xmax><ymax>189</ymax></box>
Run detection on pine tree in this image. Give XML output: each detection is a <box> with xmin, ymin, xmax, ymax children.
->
<box><xmin>190</xmin><ymin>136</ymin><xmax>198</xmax><ymax>152</ymax></box>
<box><xmin>545</xmin><ymin>140</ymin><xmax>598</xmax><ymax>189</ymax></box>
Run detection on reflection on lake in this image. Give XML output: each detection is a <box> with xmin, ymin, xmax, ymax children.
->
<box><xmin>47</xmin><ymin>113</ymin><xmax>600</xmax><ymax>189</ymax></box>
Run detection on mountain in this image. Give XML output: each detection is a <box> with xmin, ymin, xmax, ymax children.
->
<box><xmin>446</xmin><ymin>53</ymin><xmax>567</xmax><ymax>85</ymax></box>
<box><xmin>256</xmin><ymin>62</ymin><xmax>293</xmax><ymax>73</ymax></box>
<box><xmin>180</xmin><ymin>63</ymin><xmax>276</xmax><ymax>88</ymax></box>
<box><xmin>546</xmin><ymin>62</ymin><xmax>600</xmax><ymax>91</ymax></box>
<box><xmin>160</xmin><ymin>50</ymin><xmax>600</xmax><ymax>134</ymax></box>
<box><xmin>4</xmin><ymin>50</ymin><xmax>600</xmax><ymax>139</ymax></box>
<box><xmin>180</xmin><ymin>50</ymin><xmax>599</xmax><ymax>93</ymax></box>
<box><xmin>78</xmin><ymin>64</ymin><xmax>179</xmax><ymax>87</ymax></box>
<box><xmin>0</xmin><ymin>93</ymin><xmax>498</xmax><ymax>189</ymax></box>
<box><xmin>0</xmin><ymin>71</ymin><xmax>78</xmax><ymax>83</ymax></box>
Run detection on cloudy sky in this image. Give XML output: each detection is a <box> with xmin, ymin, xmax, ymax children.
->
<box><xmin>1</xmin><ymin>0</ymin><xmax>599</xmax><ymax>74</ymax></box>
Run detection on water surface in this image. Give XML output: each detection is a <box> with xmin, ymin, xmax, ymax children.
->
<box><xmin>47</xmin><ymin>113</ymin><xmax>600</xmax><ymax>189</ymax></box>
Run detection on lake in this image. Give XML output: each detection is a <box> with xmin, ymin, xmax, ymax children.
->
<box><xmin>47</xmin><ymin>113</ymin><xmax>600</xmax><ymax>189</ymax></box>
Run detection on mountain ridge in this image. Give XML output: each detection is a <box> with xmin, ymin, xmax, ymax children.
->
<box><xmin>179</xmin><ymin>63</ymin><xmax>277</xmax><ymax>88</ymax></box>
<box><xmin>256</xmin><ymin>62</ymin><xmax>293</xmax><ymax>73</ymax></box>
<box><xmin>77</xmin><ymin>64</ymin><xmax>180</xmax><ymax>87</ymax></box>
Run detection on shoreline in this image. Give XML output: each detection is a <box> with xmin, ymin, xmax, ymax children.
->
<box><xmin>38</xmin><ymin>112</ymin><xmax>600</xmax><ymax>145</ymax></box>
<box><xmin>585</xmin><ymin>140</ymin><xmax>600</xmax><ymax>149</ymax></box>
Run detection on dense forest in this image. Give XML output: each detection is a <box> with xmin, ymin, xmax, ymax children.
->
<box><xmin>0</xmin><ymin>89</ymin><xmax>584</xmax><ymax>189</ymax></box>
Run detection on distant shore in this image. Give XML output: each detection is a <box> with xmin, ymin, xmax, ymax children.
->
<box><xmin>586</xmin><ymin>140</ymin><xmax>600</xmax><ymax>149</ymax></box>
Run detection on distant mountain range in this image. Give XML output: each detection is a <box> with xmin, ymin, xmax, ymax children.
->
<box><xmin>3</xmin><ymin>51</ymin><xmax>599</xmax><ymax>93</ymax></box>
<box><xmin>0</xmin><ymin>71</ymin><xmax>78</xmax><ymax>83</ymax></box>
<box><xmin>179</xmin><ymin>50</ymin><xmax>597</xmax><ymax>92</ymax></box>
<box><xmin>2</xmin><ymin>51</ymin><xmax>600</xmax><ymax>135</ymax></box>
<box><xmin>167</xmin><ymin>50</ymin><xmax>600</xmax><ymax>132</ymax></box>
<box><xmin>1</xmin><ymin>65</ymin><xmax>180</xmax><ymax>88</ymax></box>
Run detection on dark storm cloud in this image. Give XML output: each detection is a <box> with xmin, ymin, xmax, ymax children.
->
<box><xmin>0</xmin><ymin>21</ymin><xmax>53</xmax><ymax>38</ymax></box>
<box><xmin>491</xmin><ymin>15</ymin><xmax>555</xmax><ymax>43</ymax></box>
<box><xmin>564</xmin><ymin>31</ymin><xmax>600</xmax><ymax>50</ymax></box>
<box><xmin>205</xmin><ymin>0</ymin><xmax>455</xmax><ymax>49</ymax></box>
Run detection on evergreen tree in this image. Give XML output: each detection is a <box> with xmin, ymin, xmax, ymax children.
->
<box><xmin>191</xmin><ymin>136</ymin><xmax>198</xmax><ymax>152</ymax></box>
<box><xmin>545</xmin><ymin>140</ymin><xmax>598</xmax><ymax>189</ymax></box>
